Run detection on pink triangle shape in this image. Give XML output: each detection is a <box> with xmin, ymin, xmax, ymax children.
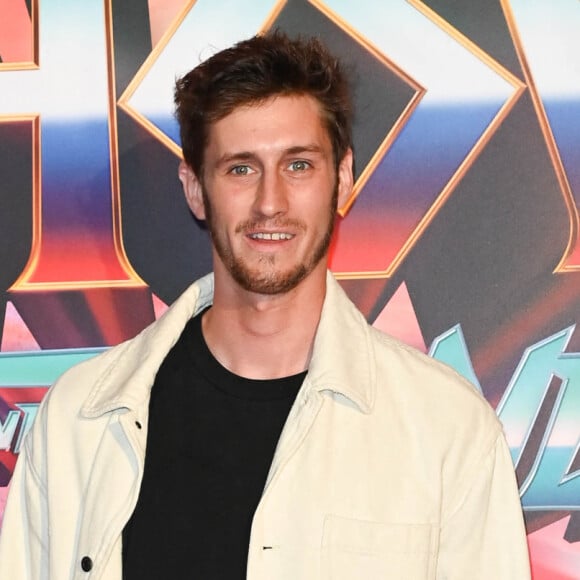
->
<box><xmin>148</xmin><ymin>0</ymin><xmax>189</xmax><ymax>48</ymax></box>
<box><xmin>372</xmin><ymin>282</ymin><xmax>426</xmax><ymax>352</ymax></box>
<box><xmin>152</xmin><ymin>293</ymin><xmax>169</xmax><ymax>320</ymax></box>
<box><xmin>1</xmin><ymin>301</ymin><xmax>40</xmax><ymax>352</ymax></box>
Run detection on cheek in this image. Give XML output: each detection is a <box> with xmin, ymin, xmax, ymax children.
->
<box><xmin>307</xmin><ymin>190</ymin><xmax>336</xmax><ymax>220</ymax></box>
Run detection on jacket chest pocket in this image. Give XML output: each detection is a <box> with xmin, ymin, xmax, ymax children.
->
<box><xmin>321</xmin><ymin>515</ymin><xmax>437</xmax><ymax>580</ymax></box>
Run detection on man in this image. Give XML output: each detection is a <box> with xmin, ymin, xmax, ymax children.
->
<box><xmin>0</xmin><ymin>32</ymin><xmax>530</xmax><ymax>579</ymax></box>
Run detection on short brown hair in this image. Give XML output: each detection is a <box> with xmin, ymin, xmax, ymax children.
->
<box><xmin>174</xmin><ymin>31</ymin><xmax>352</xmax><ymax>177</ymax></box>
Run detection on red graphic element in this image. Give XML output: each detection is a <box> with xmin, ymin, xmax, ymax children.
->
<box><xmin>330</xmin><ymin>208</ymin><xmax>421</xmax><ymax>274</ymax></box>
<box><xmin>566</xmin><ymin>245</ymin><xmax>580</xmax><ymax>270</ymax></box>
<box><xmin>23</xmin><ymin>231</ymin><xmax>138</xmax><ymax>284</ymax></box>
<box><xmin>528</xmin><ymin>516</ymin><xmax>580</xmax><ymax>579</ymax></box>
<box><xmin>0</xmin><ymin>0</ymin><xmax>33</xmax><ymax>64</ymax></box>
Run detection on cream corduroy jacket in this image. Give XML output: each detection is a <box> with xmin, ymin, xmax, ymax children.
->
<box><xmin>0</xmin><ymin>272</ymin><xmax>530</xmax><ymax>579</ymax></box>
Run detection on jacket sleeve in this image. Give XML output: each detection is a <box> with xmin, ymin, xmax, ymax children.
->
<box><xmin>436</xmin><ymin>432</ymin><xmax>531</xmax><ymax>579</ymax></box>
<box><xmin>0</xmin><ymin>419</ymin><xmax>48</xmax><ymax>579</ymax></box>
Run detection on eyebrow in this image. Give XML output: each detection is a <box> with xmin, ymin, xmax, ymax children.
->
<box><xmin>284</xmin><ymin>144</ymin><xmax>326</xmax><ymax>156</ymax></box>
<box><xmin>215</xmin><ymin>152</ymin><xmax>257</xmax><ymax>167</ymax></box>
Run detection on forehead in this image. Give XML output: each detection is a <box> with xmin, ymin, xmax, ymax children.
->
<box><xmin>205</xmin><ymin>94</ymin><xmax>332</xmax><ymax>158</ymax></box>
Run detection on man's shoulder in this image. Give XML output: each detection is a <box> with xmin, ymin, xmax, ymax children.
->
<box><xmin>39</xmin><ymin>338</ymin><xmax>133</xmax><ymax>417</ymax></box>
<box><xmin>323</xmin><ymin>274</ymin><xmax>499</xmax><ymax>435</ymax></box>
<box><xmin>41</xmin><ymin>273</ymin><xmax>215</xmax><ymax>417</ymax></box>
<box><xmin>368</xmin><ymin>325</ymin><xmax>502</xmax><ymax>437</ymax></box>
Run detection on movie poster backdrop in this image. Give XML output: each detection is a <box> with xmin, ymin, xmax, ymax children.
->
<box><xmin>1</xmin><ymin>0</ymin><xmax>579</xmax><ymax>577</ymax></box>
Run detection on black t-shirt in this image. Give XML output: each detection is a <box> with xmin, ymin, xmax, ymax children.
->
<box><xmin>122</xmin><ymin>310</ymin><xmax>305</xmax><ymax>579</ymax></box>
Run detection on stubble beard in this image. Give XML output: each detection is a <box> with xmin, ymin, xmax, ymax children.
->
<box><xmin>202</xmin><ymin>185</ymin><xmax>338</xmax><ymax>295</ymax></box>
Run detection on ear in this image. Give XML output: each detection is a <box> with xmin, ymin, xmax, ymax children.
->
<box><xmin>336</xmin><ymin>148</ymin><xmax>354</xmax><ymax>212</ymax></box>
<box><xmin>178</xmin><ymin>161</ymin><xmax>206</xmax><ymax>220</ymax></box>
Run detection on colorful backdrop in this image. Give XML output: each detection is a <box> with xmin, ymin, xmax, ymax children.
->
<box><xmin>1</xmin><ymin>0</ymin><xmax>579</xmax><ymax>577</ymax></box>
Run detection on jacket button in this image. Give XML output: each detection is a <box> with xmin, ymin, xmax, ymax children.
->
<box><xmin>81</xmin><ymin>556</ymin><xmax>93</xmax><ymax>572</ymax></box>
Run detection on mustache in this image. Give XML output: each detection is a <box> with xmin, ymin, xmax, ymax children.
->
<box><xmin>235</xmin><ymin>219</ymin><xmax>307</xmax><ymax>234</ymax></box>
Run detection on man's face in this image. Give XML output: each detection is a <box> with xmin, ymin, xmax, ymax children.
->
<box><xmin>181</xmin><ymin>94</ymin><xmax>353</xmax><ymax>295</ymax></box>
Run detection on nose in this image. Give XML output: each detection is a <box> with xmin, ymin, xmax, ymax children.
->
<box><xmin>252</xmin><ymin>168</ymin><xmax>289</xmax><ymax>218</ymax></box>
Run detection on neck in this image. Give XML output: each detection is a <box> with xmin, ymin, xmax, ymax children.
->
<box><xmin>202</xmin><ymin>264</ymin><xmax>327</xmax><ymax>379</ymax></box>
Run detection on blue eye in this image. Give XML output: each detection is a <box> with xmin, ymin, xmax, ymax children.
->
<box><xmin>231</xmin><ymin>165</ymin><xmax>251</xmax><ymax>176</ymax></box>
<box><xmin>289</xmin><ymin>160</ymin><xmax>310</xmax><ymax>171</ymax></box>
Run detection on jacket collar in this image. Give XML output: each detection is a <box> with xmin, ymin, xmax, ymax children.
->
<box><xmin>81</xmin><ymin>274</ymin><xmax>215</xmax><ymax>418</ymax></box>
<box><xmin>81</xmin><ymin>271</ymin><xmax>375</xmax><ymax>418</ymax></box>
<box><xmin>306</xmin><ymin>271</ymin><xmax>376</xmax><ymax>413</ymax></box>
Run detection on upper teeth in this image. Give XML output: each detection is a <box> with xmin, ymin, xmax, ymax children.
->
<box><xmin>250</xmin><ymin>232</ymin><xmax>293</xmax><ymax>240</ymax></box>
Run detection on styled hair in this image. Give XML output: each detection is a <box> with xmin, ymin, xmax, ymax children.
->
<box><xmin>174</xmin><ymin>30</ymin><xmax>353</xmax><ymax>177</ymax></box>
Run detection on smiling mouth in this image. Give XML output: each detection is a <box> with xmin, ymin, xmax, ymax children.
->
<box><xmin>248</xmin><ymin>232</ymin><xmax>295</xmax><ymax>241</ymax></box>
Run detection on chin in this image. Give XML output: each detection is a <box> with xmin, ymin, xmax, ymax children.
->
<box><xmin>232</xmin><ymin>264</ymin><xmax>310</xmax><ymax>295</ymax></box>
